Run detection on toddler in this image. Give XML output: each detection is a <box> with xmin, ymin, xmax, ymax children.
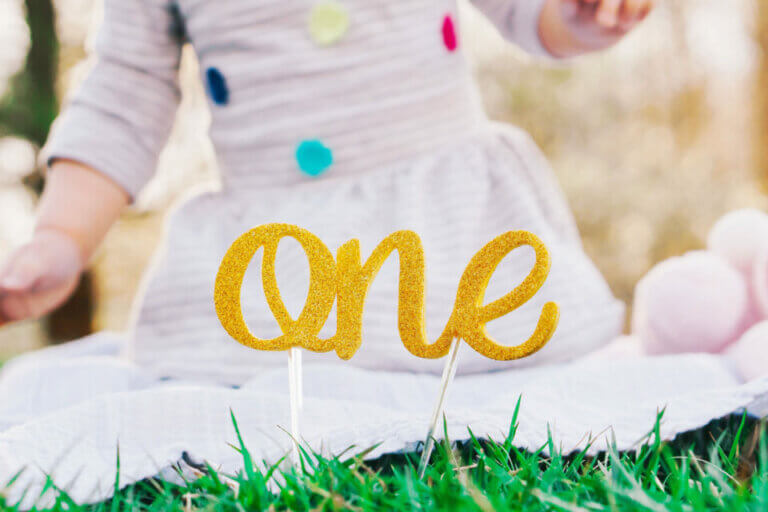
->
<box><xmin>0</xmin><ymin>1</ymin><xmax>676</xmax><ymax>504</ymax></box>
<box><xmin>0</xmin><ymin>0</ymin><xmax>650</xmax><ymax>384</ymax></box>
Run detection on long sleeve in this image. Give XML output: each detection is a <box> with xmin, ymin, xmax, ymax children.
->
<box><xmin>44</xmin><ymin>0</ymin><xmax>184</xmax><ymax>200</ymax></box>
<box><xmin>469</xmin><ymin>0</ymin><xmax>552</xmax><ymax>57</ymax></box>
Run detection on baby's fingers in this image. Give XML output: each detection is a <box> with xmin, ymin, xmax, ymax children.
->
<box><xmin>0</xmin><ymin>275</ymin><xmax>79</xmax><ymax>323</ymax></box>
<box><xmin>596</xmin><ymin>0</ymin><xmax>623</xmax><ymax>28</ymax></box>
<box><xmin>619</xmin><ymin>0</ymin><xmax>654</xmax><ymax>29</ymax></box>
<box><xmin>0</xmin><ymin>293</ymin><xmax>35</xmax><ymax>323</ymax></box>
<box><xmin>0</xmin><ymin>252</ymin><xmax>44</xmax><ymax>294</ymax></box>
<box><xmin>0</xmin><ymin>254</ymin><xmax>45</xmax><ymax>323</ymax></box>
<box><xmin>559</xmin><ymin>0</ymin><xmax>580</xmax><ymax>18</ymax></box>
<box><xmin>0</xmin><ymin>233</ymin><xmax>83</xmax><ymax>326</ymax></box>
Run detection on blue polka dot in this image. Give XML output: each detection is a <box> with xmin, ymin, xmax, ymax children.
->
<box><xmin>205</xmin><ymin>67</ymin><xmax>229</xmax><ymax>106</ymax></box>
<box><xmin>296</xmin><ymin>139</ymin><xmax>333</xmax><ymax>176</ymax></box>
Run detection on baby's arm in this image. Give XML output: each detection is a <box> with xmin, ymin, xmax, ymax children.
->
<box><xmin>0</xmin><ymin>160</ymin><xmax>128</xmax><ymax>324</ymax></box>
<box><xmin>0</xmin><ymin>0</ymin><xmax>183</xmax><ymax>324</ymax></box>
<box><xmin>471</xmin><ymin>0</ymin><xmax>654</xmax><ymax>58</ymax></box>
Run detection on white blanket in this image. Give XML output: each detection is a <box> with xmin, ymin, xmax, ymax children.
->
<box><xmin>1</xmin><ymin>333</ymin><xmax>767</xmax><ymax>508</ymax></box>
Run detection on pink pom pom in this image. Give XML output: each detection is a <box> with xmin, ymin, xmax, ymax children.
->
<box><xmin>707</xmin><ymin>209</ymin><xmax>768</xmax><ymax>276</ymax></box>
<box><xmin>725</xmin><ymin>321</ymin><xmax>768</xmax><ymax>381</ymax></box>
<box><xmin>586</xmin><ymin>335</ymin><xmax>643</xmax><ymax>360</ymax></box>
<box><xmin>633</xmin><ymin>251</ymin><xmax>750</xmax><ymax>355</ymax></box>
<box><xmin>755</xmin><ymin>244</ymin><xmax>768</xmax><ymax>319</ymax></box>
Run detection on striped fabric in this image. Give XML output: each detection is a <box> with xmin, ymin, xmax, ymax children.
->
<box><xmin>44</xmin><ymin>0</ymin><xmax>624</xmax><ymax>384</ymax></box>
<box><xmin>45</xmin><ymin>0</ymin><xmax>548</xmax><ymax>197</ymax></box>
<box><xmin>45</xmin><ymin>0</ymin><xmax>183</xmax><ymax>199</ymax></box>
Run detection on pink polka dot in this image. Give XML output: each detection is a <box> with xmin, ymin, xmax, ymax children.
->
<box><xmin>442</xmin><ymin>15</ymin><xmax>458</xmax><ymax>52</ymax></box>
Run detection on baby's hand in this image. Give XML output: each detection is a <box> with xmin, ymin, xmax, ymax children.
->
<box><xmin>573</xmin><ymin>0</ymin><xmax>654</xmax><ymax>29</ymax></box>
<box><xmin>0</xmin><ymin>229</ymin><xmax>84</xmax><ymax>325</ymax></box>
<box><xmin>542</xmin><ymin>0</ymin><xmax>655</xmax><ymax>57</ymax></box>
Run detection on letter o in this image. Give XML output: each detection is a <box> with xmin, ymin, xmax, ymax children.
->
<box><xmin>214</xmin><ymin>223</ymin><xmax>337</xmax><ymax>352</ymax></box>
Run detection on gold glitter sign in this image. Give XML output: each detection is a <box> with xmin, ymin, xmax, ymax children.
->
<box><xmin>214</xmin><ymin>223</ymin><xmax>559</xmax><ymax>362</ymax></box>
<box><xmin>214</xmin><ymin>223</ymin><xmax>560</xmax><ymax>469</ymax></box>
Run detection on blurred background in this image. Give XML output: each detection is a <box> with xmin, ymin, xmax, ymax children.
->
<box><xmin>0</xmin><ymin>0</ymin><xmax>766</xmax><ymax>358</ymax></box>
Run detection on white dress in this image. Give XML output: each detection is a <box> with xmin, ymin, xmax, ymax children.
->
<box><xmin>2</xmin><ymin>0</ymin><xmax>767</xmax><ymax>506</ymax></box>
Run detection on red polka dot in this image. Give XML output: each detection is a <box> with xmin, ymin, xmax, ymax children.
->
<box><xmin>442</xmin><ymin>14</ymin><xmax>458</xmax><ymax>52</ymax></box>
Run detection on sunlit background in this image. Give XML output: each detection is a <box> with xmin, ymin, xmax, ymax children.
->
<box><xmin>0</xmin><ymin>0</ymin><xmax>766</xmax><ymax>358</ymax></box>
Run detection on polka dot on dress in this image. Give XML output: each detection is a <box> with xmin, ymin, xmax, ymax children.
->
<box><xmin>442</xmin><ymin>14</ymin><xmax>458</xmax><ymax>52</ymax></box>
<box><xmin>308</xmin><ymin>1</ymin><xmax>350</xmax><ymax>46</ymax></box>
<box><xmin>295</xmin><ymin>139</ymin><xmax>334</xmax><ymax>176</ymax></box>
<box><xmin>205</xmin><ymin>67</ymin><xmax>229</xmax><ymax>106</ymax></box>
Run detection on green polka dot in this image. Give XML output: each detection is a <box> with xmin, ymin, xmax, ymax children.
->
<box><xmin>309</xmin><ymin>1</ymin><xmax>350</xmax><ymax>46</ymax></box>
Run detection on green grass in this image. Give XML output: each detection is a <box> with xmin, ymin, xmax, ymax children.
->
<box><xmin>3</xmin><ymin>406</ymin><xmax>768</xmax><ymax>511</ymax></box>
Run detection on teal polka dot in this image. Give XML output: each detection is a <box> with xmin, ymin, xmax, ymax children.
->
<box><xmin>296</xmin><ymin>139</ymin><xmax>333</xmax><ymax>176</ymax></box>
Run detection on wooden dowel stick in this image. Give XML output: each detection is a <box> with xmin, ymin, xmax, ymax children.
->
<box><xmin>418</xmin><ymin>338</ymin><xmax>461</xmax><ymax>479</ymax></box>
<box><xmin>288</xmin><ymin>347</ymin><xmax>303</xmax><ymax>464</ymax></box>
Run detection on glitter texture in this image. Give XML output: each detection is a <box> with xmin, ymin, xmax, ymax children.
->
<box><xmin>444</xmin><ymin>230</ymin><xmax>560</xmax><ymax>361</ymax></box>
<box><xmin>215</xmin><ymin>224</ymin><xmax>558</xmax><ymax>361</ymax></box>
<box><xmin>214</xmin><ymin>224</ymin><xmax>339</xmax><ymax>354</ymax></box>
<box><xmin>331</xmin><ymin>230</ymin><xmax>452</xmax><ymax>359</ymax></box>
